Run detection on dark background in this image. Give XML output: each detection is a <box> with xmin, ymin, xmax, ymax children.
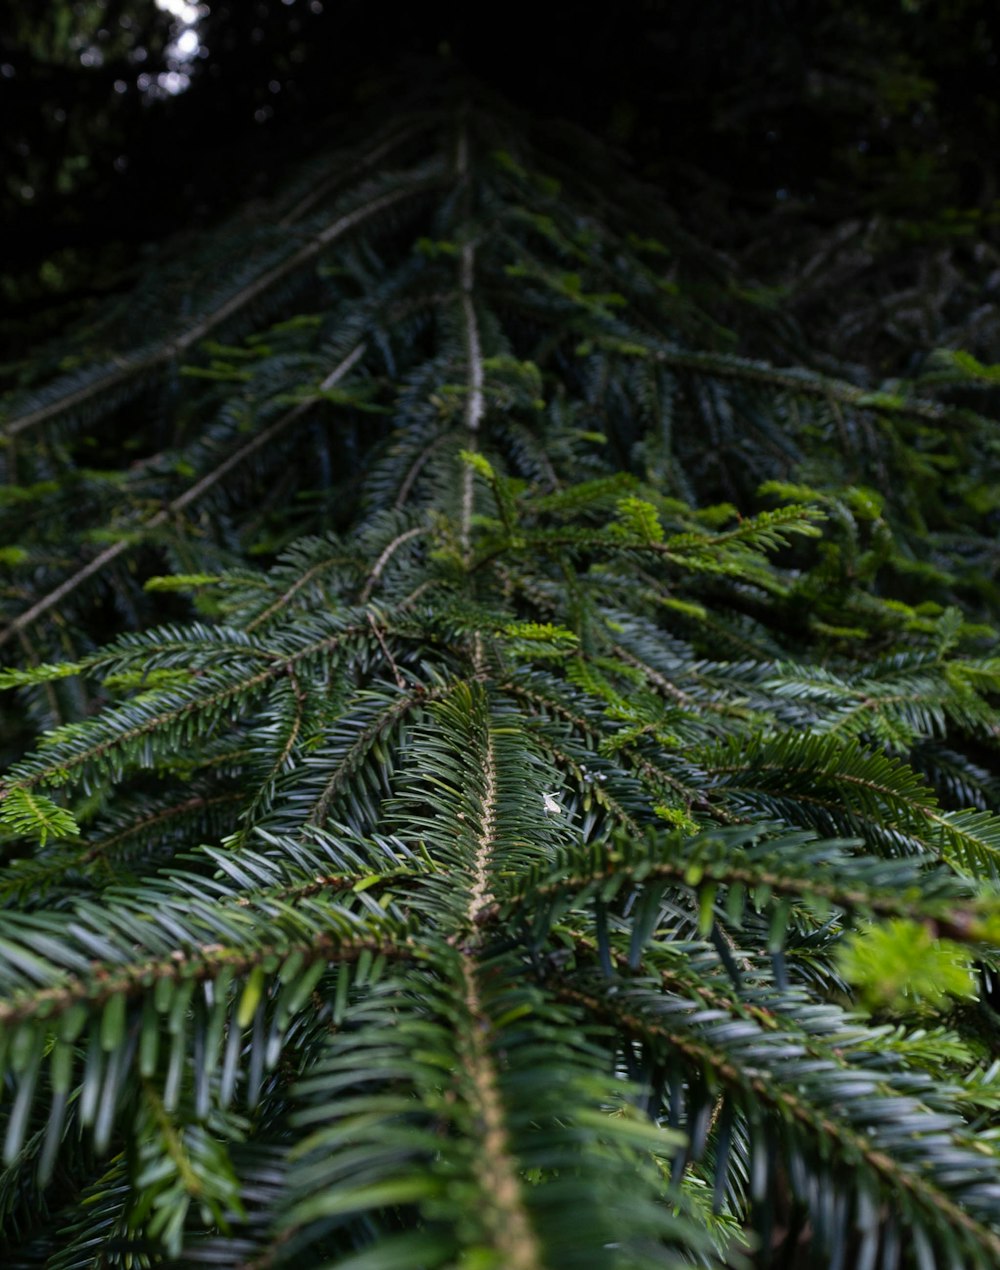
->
<box><xmin>3</xmin><ymin>0</ymin><xmax>999</xmax><ymax>359</ymax></box>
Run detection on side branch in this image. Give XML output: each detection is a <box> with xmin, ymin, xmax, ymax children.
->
<box><xmin>1</xmin><ymin>623</ymin><xmax>370</xmax><ymax>796</ymax></box>
<box><xmin>0</xmin><ymin>933</ymin><xmax>410</xmax><ymax>1028</ymax></box>
<box><xmin>0</xmin><ymin>345</ymin><xmax>366</xmax><ymax>648</ymax></box>
<box><xmin>358</xmin><ymin>526</ymin><xmax>426</xmax><ymax>603</ymax></box>
<box><xmin>306</xmin><ymin>684</ymin><xmax>450</xmax><ymax>826</ymax></box>
<box><xmin>4</xmin><ymin>177</ymin><xmax>428</xmax><ymax>438</ymax></box>
<box><xmin>593</xmin><ymin>336</ymin><xmax>984</xmax><ymax>428</ymax></box>
<box><xmin>519</xmin><ymin>853</ymin><xmax>982</xmax><ymax>941</ymax></box>
<box><xmin>555</xmin><ymin>981</ymin><xmax>1000</xmax><ymax>1264</ymax></box>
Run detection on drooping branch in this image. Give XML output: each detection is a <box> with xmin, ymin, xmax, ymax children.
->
<box><xmin>3</xmin><ymin>174</ymin><xmax>431</xmax><ymax>438</ymax></box>
<box><xmin>0</xmin><ymin>345</ymin><xmax>366</xmax><ymax>647</ymax></box>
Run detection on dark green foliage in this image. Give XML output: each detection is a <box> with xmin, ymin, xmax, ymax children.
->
<box><xmin>1</xmin><ymin>98</ymin><xmax>1000</xmax><ymax>1267</ymax></box>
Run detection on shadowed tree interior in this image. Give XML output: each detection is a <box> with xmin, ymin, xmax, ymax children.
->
<box><xmin>2</xmin><ymin>9</ymin><xmax>1000</xmax><ymax>1268</ymax></box>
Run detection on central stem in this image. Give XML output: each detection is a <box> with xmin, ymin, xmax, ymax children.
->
<box><xmin>466</xmin><ymin>725</ymin><xmax>497</xmax><ymax>927</ymax></box>
<box><xmin>459</xmin><ymin>240</ymin><xmax>485</xmax><ymax>554</ymax></box>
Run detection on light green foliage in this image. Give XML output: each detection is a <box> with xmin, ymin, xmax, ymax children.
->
<box><xmin>0</xmin><ymin>102</ymin><xmax>999</xmax><ymax>1268</ymax></box>
<box><xmin>839</xmin><ymin>919</ymin><xmax>978</xmax><ymax>1010</ymax></box>
<box><xmin>143</xmin><ymin>574</ymin><xmax>222</xmax><ymax>592</ymax></box>
<box><xmin>0</xmin><ymin>787</ymin><xmax>79</xmax><ymax>846</ymax></box>
<box><xmin>0</xmin><ymin>661</ymin><xmax>83</xmax><ymax>690</ymax></box>
<box><xmin>613</xmin><ymin>495</ymin><xmax>666</xmax><ymax>544</ymax></box>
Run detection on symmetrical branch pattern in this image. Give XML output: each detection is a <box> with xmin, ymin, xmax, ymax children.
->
<box><xmin>0</xmin><ymin>97</ymin><xmax>999</xmax><ymax>1270</ymax></box>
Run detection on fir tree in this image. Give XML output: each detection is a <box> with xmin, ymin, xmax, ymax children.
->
<box><xmin>2</xmin><ymin>92</ymin><xmax>1000</xmax><ymax>1267</ymax></box>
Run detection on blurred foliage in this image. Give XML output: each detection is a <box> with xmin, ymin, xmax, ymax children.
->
<box><xmin>3</xmin><ymin>0</ymin><xmax>999</xmax><ymax>357</ymax></box>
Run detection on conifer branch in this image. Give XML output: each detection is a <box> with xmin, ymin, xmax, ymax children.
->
<box><xmin>1</xmin><ymin>623</ymin><xmax>368</xmax><ymax>796</ymax></box>
<box><xmin>459</xmin><ymin>242</ymin><xmax>486</xmax><ymax>554</ymax></box>
<box><xmin>466</xmin><ymin>723</ymin><xmax>497</xmax><ymax>928</ymax></box>
<box><xmin>3</xmin><ymin>179</ymin><xmax>428</xmax><ymax>437</ymax></box>
<box><xmin>277</xmin><ymin>120</ymin><xmax>427</xmax><ymax>226</ymax></box>
<box><xmin>305</xmin><ymin>683</ymin><xmax>449</xmax><ymax>826</ymax></box>
<box><xmin>3</xmin><ymin>97</ymin><xmax>999</xmax><ymax>1268</ymax></box>
<box><xmin>358</xmin><ymin>525</ymin><xmax>426</xmax><ymax>602</ymax></box>
<box><xmin>393</xmin><ymin>431</ymin><xmax>453</xmax><ymax>509</ymax></box>
<box><xmin>556</xmin><ymin>980</ymin><xmax>1000</xmax><ymax>1265</ymax></box>
<box><xmin>455</xmin><ymin>952</ymin><xmax>544</xmax><ymax>1270</ymax></box>
<box><xmin>0</xmin><ymin>931</ymin><xmax>407</xmax><ymax>1028</ymax></box>
<box><xmin>0</xmin><ymin>345</ymin><xmax>366</xmax><ymax>648</ymax></box>
<box><xmin>598</xmin><ymin>338</ymin><xmax>988</xmax><ymax>429</ymax></box>
<box><xmin>244</xmin><ymin>551</ymin><xmax>355</xmax><ymax>632</ymax></box>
